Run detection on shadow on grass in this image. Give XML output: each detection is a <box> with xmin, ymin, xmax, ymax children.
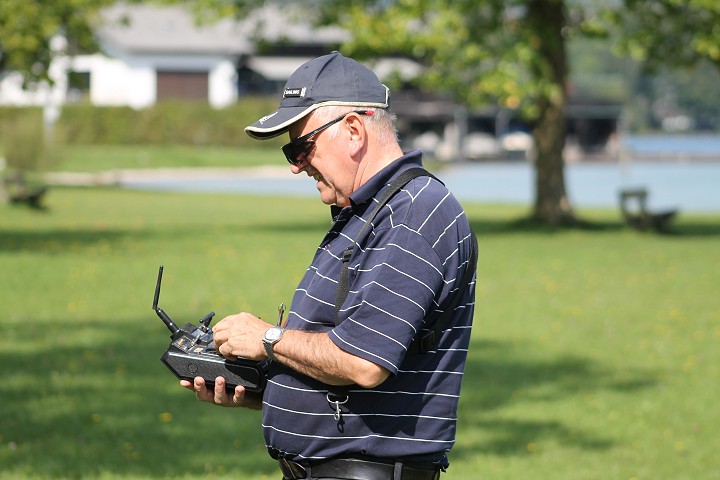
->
<box><xmin>0</xmin><ymin>228</ymin><xmax>134</xmax><ymax>253</ymax></box>
<box><xmin>1</xmin><ymin>317</ymin><xmax>661</xmax><ymax>478</ymax></box>
<box><xmin>0</xmin><ymin>316</ymin><xmax>275</xmax><ymax>479</ymax></box>
<box><xmin>244</xmin><ymin>214</ymin><xmax>720</xmax><ymax>238</ymax></box>
<box><xmin>657</xmin><ymin>219</ymin><xmax>720</xmax><ymax>237</ymax></box>
<box><xmin>468</xmin><ymin>215</ymin><xmax>720</xmax><ymax>237</ymax></box>
<box><xmin>0</xmin><ymin>220</ymin><xmax>332</xmax><ymax>255</ymax></box>
<box><xmin>3</xmin><ymin>207</ymin><xmax>718</xmax><ymax>257</ymax></box>
<box><xmin>468</xmin><ymin>217</ymin><xmax>624</xmax><ymax>236</ymax></box>
<box><xmin>451</xmin><ymin>339</ymin><xmax>659</xmax><ymax>460</ymax></box>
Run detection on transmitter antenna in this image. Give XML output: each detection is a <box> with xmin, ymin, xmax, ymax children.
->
<box><xmin>153</xmin><ymin>265</ymin><xmax>180</xmax><ymax>334</ymax></box>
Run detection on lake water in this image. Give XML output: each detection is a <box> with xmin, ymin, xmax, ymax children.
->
<box><xmin>442</xmin><ymin>161</ymin><xmax>719</xmax><ymax>212</ymax></box>
<box><xmin>124</xmin><ymin>135</ymin><xmax>720</xmax><ymax>213</ymax></box>
<box><xmin>620</xmin><ymin>134</ymin><xmax>720</xmax><ymax>160</ymax></box>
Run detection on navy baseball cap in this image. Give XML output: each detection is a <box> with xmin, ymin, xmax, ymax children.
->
<box><xmin>245</xmin><ymin>51</ymin><xmax>390</xmax><ymax>140</ymax></box>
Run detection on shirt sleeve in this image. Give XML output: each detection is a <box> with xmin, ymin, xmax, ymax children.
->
<box><xmin>327</xmin><ymin>219</ymin><xmax>446</xmax><ymax>375</ymax></box>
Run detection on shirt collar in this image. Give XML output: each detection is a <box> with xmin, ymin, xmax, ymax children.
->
<box><xmin>329</xmin><ymin>149</ymin><xmax>424</xmax><ymax>220</ymax></box>
<box><xmin>349</xmin><ymin>149</ymin><xmax>424</xmax><ymax>207</ymax></box>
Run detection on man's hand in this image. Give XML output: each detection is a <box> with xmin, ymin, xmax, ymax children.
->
<box><xmin>212</xmin><ymin>312</ymin><xmax>270</xmax><ymax>360</ymax></box>
<box><xmin>209</xmin><ymin>311</ymin><xmax>390</xmax><ymax>388</ymax></box>
<box><xmin>180</xmin><ymin>376</ymin><xmax>262</xmax><ymax>409</ymax></box>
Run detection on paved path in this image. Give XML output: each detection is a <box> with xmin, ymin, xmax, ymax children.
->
<box><xmin>44</xmin><ymin>165</ymin><xmax>293</xmax><ymax>187</ymax></box>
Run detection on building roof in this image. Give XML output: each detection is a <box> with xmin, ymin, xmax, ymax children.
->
<box><xmin>96</xmin><ymin>4</ymin><xmax>348</xmax><ymax>57</ymax></box>
<box><xmin>98</xmin><ymin>4</ymin><xmax>250</xmax><ymax>55</ymax></box>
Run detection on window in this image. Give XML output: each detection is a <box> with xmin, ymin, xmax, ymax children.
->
<box><xmin>67</xmin><ymin>71</ymin><xmax>91</xmax><ymax>102</ymax></box>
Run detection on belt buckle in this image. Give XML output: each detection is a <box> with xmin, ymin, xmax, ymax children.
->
<box><xmin>278</xmin><ymin>458</ymin><xmax>307</xmax><ymax>479</ymax></box>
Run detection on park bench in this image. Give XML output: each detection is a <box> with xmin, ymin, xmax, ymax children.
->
<box><xmin>2</xmin><ymin>170</ymin><xmax>49</xmax><ymax>209</ymax></box>
<box><xmin>619</xmin><ymin>188</ymin><xmax>678</xmax><ymax>233</ymax></box>
<box><xmin>9</xmin><ymin>186</ymin><xmax>48</xmax><ymax>209</ymax></box>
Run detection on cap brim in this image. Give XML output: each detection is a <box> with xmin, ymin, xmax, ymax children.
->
<box><xmin>244</xmin><ymin>104</ymin><xmax>319</xmax><ymax>140</ymax></box>
<box><xmin>245</xmin><ymin>98</ymin><xmax>390</xmax><ymax>140</ymax></box>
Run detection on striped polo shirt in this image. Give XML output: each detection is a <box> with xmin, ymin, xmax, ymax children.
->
<box><xmin>262</xmin><ymin>149</ymin><xmax>476</xmax><ymax>467</ymax></box>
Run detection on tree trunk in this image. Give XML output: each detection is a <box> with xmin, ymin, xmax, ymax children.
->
<box><xmin>528</xmin><ymin>0</ymin><xmax>576</xmax><ymax>225</ymax></box>
<box><xmin>533</xmin><ymin>97</ymin><xmax>574</xmax><ymax>224</ymax></box>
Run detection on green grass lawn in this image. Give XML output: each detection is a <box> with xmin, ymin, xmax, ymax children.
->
<box><xmin>1</xmin><ymin>186</ymin><xmax>719</xmax><ymax>479</ymax></box>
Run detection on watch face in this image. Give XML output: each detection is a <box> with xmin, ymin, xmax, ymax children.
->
<box><xmin>265</xmin><ymin>327</ymin><xmax>283</xmax><ymax>342</ymax></box>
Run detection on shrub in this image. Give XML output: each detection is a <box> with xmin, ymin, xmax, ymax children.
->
<box><xmin>54</xmin><ymin>97</ymin><xmax>284</xmax><ymax>147</ymax></box>
<box><xmin>0</xmin><ymin>109</ymin><xmax>60</xmax><ymax>205</ymax></box>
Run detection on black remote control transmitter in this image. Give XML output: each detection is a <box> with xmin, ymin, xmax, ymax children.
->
<box><xmin>152</xmin><ymin>265</ymin><xmax>267</xmax><ymax>393</ymax></box>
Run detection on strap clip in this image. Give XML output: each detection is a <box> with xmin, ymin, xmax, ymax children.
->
<box><xmin>418</xmin><ymin>331</ymin><xmax>436</xmax><ymax>353</ymax></box>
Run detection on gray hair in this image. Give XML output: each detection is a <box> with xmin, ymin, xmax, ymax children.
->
<box><xmin>311</xmin><ymin>105</ymin><xmax>399</xmax><ymax>146</ymax></box>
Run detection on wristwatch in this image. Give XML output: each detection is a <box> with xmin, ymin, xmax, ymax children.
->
<box><xmin>262</xmin><ymin>326</ymin><xmax>285</xmax><ymax>362</ymax></box>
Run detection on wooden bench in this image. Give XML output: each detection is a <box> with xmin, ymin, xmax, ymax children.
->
<box><xmin>619</xmin><ymin>188</ymin><xmax>677</xmax><ymax>232</ymax></box>
<box><xmin>2</xmin><ymin>171</ymin><xmax>49</xmax><ymax>209</ymax></box>
<box><xmin>9</xmin><ymin>186</ymin><xmax>48</xmax><ymax>209</ymax></box>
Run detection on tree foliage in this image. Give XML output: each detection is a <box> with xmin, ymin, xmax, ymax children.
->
<box><xmin>315</xmin><ymin>0</ymin><xmax>720</xmax><ymax>224</ymax></box>
<box><xmin>606</xmin><ymin>0</ymin><xmax>720</xmax><ymax>71</ymax></box>
<box><xmin>0</xmin><ymin>0</ymin><xmax>117</xmax><ymax>85</ymax></box>
<box><xmin>321</xmin><ymin>0</ymin><xmax>568</xmax><ymax>119</ymax></box>
<box><xmin>582</xmin><ymin>0</ymin><xmax>720</xmax><ymax>131</ymax></box>
<box><xmin>318</xmin><ymin>0</ymin><xmax>581</xmax><ymax>224</ymax></box>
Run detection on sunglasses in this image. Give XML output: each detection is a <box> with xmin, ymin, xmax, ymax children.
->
<box><xmin>282</xmin><ymin>109</ymin><xmax>373</xmax><ymax>166</ymax></box>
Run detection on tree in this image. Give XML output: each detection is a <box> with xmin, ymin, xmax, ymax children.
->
<box><xmin>178</xmin><ymin>0</ymin><xmax>578</xmax><ymax>224</ymax></box>
<box><xmin>603</xmin><ymin>0</ymin><xmax>720</xmax><ymax>131</ymax></box>
<box><xmin>0</xmin><ymin>0</ymin><xmax>119</xmax><ymax>85</ymax></box>
<box><xmin>0</xmin><ymin>0</ymin><xmax>119</xmax><ymax>205</ymax></box>
<box><xmin>604</xmin><ymin>0</ymin><xmax>720</xmax><ymax>71</ymax></box>
<box><xmin>309</xmin><ymin>0</ymin><xmax>585</xmax><ymax>224</ymax></box>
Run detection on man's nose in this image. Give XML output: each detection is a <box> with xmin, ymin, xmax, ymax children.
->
<box><xmin>290</xmin><ymin>157</ymin><xmax>309</xmax><ymax>174</ymax></box>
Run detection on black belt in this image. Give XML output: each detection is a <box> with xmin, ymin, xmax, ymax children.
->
<box><xmin>278</xmin><ymin>457</ymin><xmax>440</xmax><ymax>480</ymax></box>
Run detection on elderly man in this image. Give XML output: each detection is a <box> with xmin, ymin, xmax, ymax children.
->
<box><xmin>182</xmin><ymin>51</ymin><xmax>477</xmax><ymax>480</ymax></box>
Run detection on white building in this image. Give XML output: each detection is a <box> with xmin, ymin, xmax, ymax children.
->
<box><xmin>0</xmin><ymin>4</ymin><xmax>349</xmax><ymax>110</ymax></box>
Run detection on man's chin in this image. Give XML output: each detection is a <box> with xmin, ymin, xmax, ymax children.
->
<box><xmin>317</xmin><ymin>190</ymin><xmax>334</xmax><ymax>206</ymax></box>
<box><xmin>315</xmin><ymin>183</ymin><xmax>334</xmax><ymax>205</ymax></box>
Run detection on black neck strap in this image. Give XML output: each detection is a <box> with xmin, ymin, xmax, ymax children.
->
<box><xmin>333</xmin><ymin>168</ymin><xmax>477</xmax><ymax>354</ymax></box>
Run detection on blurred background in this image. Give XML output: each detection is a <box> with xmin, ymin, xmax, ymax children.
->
<box><xmin>1</xmin><ymin>0</ymin><xmax>718</xmax><ymax>220</ymax></box>
<box><xmin>1</xmin><ymin>2</ymin><xmax>719</xmax><ymax>479</ymax></box>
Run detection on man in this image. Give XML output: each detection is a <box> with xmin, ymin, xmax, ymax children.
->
<box><xmin>182</xmin><ymin>51</ymin><xmax>476</xmax><ymax>480</ymax></box>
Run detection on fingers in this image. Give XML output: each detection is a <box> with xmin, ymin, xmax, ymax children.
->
<box><xmin>232</xmin><ymin>385</ymin><xmax>248</xmax><ymax>406</ymax></box>
<box><xmin>213</xmin><ymin>377</ymin><xmax>249</xmax><ymax>407</ymax></box>
<box><xmin>217</xmin><ymin>341</ymin><xmax>234</xmax><ymax>359</ymax></box>
<box><xmin>183</xmin><ymin>376</ymin><xmax>241</xmax><ymax>407</ymax></box>
<box><xmin>193</xmin><ymin>377</ymin><xmax>214</xmax><ymax>402</ymax></box>
<box><xmin>181</xmin><ymin>376</ymin><xmax>254</xmax><ymax>408</ymax></box>
<box><xmin>213</xmin><ymin>376</ymin><xmax>228</xmax><ymax>405</ymax></box>
<box><xmin>212</xmin><ymin>313</ymin><xmax>241</xmax><ymax>333</ymax></box>
<box><xmin>179</xmin><ymin>377</ymin><xmax>219</xmax><ymax>404</ymax></box>
<box><xmin>213</xmin><ymin>313</ymin><xmax>270</xmax><ymax>360</ymax></box>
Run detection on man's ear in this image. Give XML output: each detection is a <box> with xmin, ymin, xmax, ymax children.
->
<box><xmin>345</xmin><ymin>113</ymin><xmax>366</xmax><ymax>156</ymax></box>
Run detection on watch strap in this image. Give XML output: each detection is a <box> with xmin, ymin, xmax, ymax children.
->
<box><xmin>264</xmin><ymin>338</ymin><xmax>277</xmax><ymax>362</ymax></box>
